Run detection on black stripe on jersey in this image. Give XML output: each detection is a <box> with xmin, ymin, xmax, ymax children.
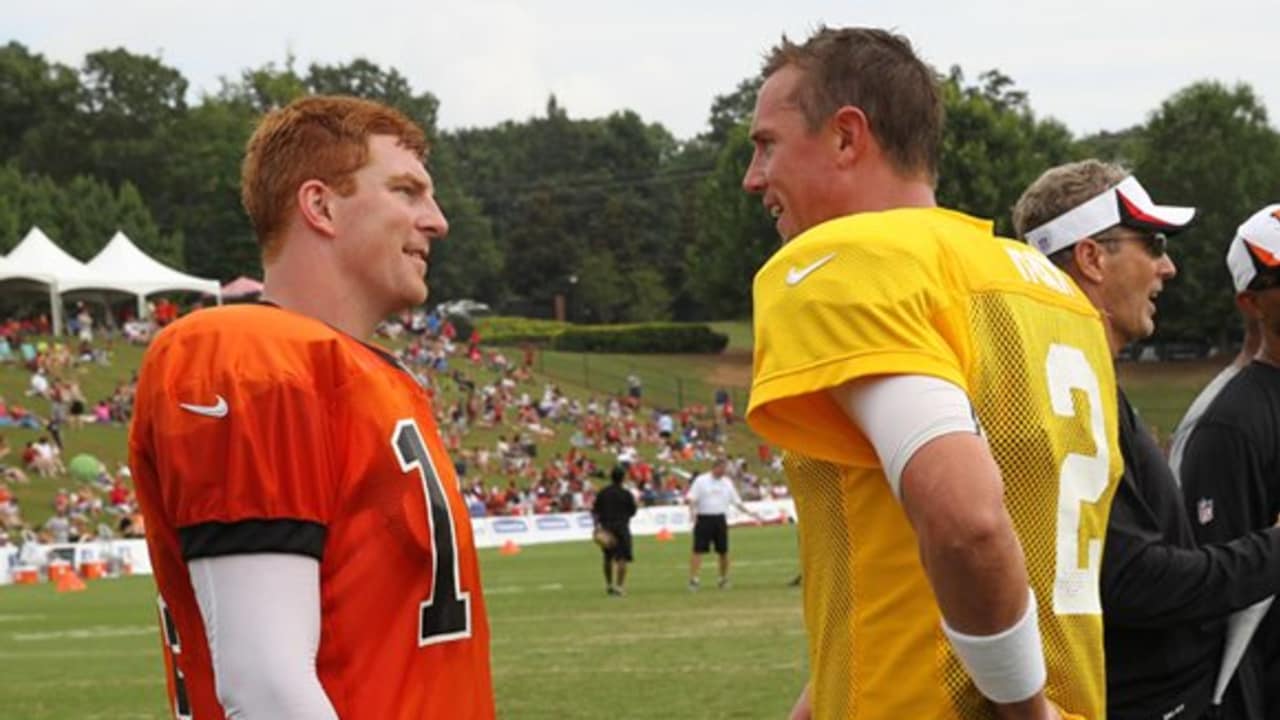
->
<box><xmin>179</xmin><ymin>519</ymin><xmax>326</xmax><ymax>561</ymax></box>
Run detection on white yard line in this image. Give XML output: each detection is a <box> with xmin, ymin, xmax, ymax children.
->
<box><xmin>0</xmin><ymin>613</ymin><xmax>48</xmax><ymax>623</ymax></box>
<box><xmin>11</xmin><ymin>625</ymin><xmax>155</xmax><ymax>642</ymax></box>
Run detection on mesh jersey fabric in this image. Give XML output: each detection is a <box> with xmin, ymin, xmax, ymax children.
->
<box><xmin>749</xmin><ymin>208</ymin><xmax>1121</xmax><ymax>719</ymax></box>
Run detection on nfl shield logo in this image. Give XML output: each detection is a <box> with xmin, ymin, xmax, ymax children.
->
<box><xmin>1197</xmin><ymin>497</ymin><xmax>1215</xmax><ymax>525</ymax></box>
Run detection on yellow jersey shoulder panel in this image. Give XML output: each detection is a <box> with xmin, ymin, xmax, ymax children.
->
<box><xmin>749</xmin><ymin>208</ymin><xmax>981</xmax><ymax>464</ymax></box>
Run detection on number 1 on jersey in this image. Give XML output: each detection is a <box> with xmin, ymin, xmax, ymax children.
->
<box><xmin>157</xmin><ymin>595</ymin><xmax>192</xmax><ymax>720</ymax></box>
<box><xmin>393</xmin><ymin>419</ymin><xmax>473</xmax><ymax>646</ymax></box>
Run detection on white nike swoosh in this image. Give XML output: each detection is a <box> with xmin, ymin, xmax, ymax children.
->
<box><xmin>785</xmin><ymin>252</ymin><xmax>838</xmax><ymax>286</ymax></box>
<box><xmin>179</xmin><ymin>395</ymin><xmax>228</xmax><ymax>418</ymax></box>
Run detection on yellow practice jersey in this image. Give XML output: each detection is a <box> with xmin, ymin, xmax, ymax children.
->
<box><xmin>748</xmin><ymin>208</ymin><xmax>1121</xmax><ymax>720</ymax></box>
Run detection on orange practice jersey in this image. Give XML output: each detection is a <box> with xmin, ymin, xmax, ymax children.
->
<box><xmin>129</xmin><ymin>304</ymin><xmax>493</xmax><ymax>720</ymax></box>
<box><xmin>748</xmin><ymin>208</ymin><xmax>1121</xmax><ymax>720</ymax></box>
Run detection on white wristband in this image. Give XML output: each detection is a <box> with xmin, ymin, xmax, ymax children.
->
<box><xmin>941</xmin><ymin>587</ymin><xmax>1047</xmax><ymax>704</ymax></box>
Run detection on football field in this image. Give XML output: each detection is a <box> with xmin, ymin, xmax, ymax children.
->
<box><xmin>0</xmin><ymin>525</ymin><xmax>805</xmax><ymax>719</ymax></box>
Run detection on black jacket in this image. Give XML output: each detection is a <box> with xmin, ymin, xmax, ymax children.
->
<box><xmin>1180</xmin><ymin>361</ymin><xmax>1280</xmax><ymax>716</ymax></box>
<box><xmin>1102</xmin><ymin>391</ymin><xmax>1280</xmax><ymax>720</ymax></box>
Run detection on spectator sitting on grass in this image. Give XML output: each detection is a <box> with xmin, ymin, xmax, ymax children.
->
<box><xmin>0</xmin><ymin>436</ymin><xmax>28</xmax><ymax>484</ymax></box>
<box><xmin>108</xmin><ymin>476</ymin><xmax>131</xmax><ymax>511</ymax></box>
<box><xmin>0</xmin><ymin>493</ymin><xmax>22</xmax><ymax>528</ymax></box>
<box><xmin>31</xmin><ymin>437</ymin><xmax>64</xmax><ymax>477</ymax></box>
<box><xmin>27</xmin><ymin>367</ymin><xmax>49</xmax><ymax>398</ymax></box>
<box><xmin>64</xmin><ymin>380</ymin><xmax>86</xmax><ymax>429</ymax></box>
<box><xmin>44</xmin><ymin>509</ymin><xmax>71</xmax><ymax>544</ymax></box>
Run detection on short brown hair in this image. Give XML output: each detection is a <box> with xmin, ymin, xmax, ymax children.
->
<box><xmin>762</xmin><ymin>27</ymin><xmax>943</xmax><ymax>180</ymax></box>
<box><xmin>241</xmin><ymin>95</ymin><xmax>428</xmax><ymax>257</ymax></box>
<box><xmin>1012</xmin><ymin>159</ymin><xmax>1129</xmax><ymax>239</ymax></box>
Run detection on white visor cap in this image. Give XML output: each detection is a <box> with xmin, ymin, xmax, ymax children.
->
<box><xmin>1226</xmin><ymin>204</ymin><xmax>1280</xmax><ymax>292</ymax></box>
<box><xmin>1025</xmin><ymin>176</ymin><xmax>1197</xmax><ymax>256</ymax></box>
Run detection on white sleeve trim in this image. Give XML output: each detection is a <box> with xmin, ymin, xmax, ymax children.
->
<box><xmin>829</xmin><ymin>374</ymin><xmax>979</xmax><ymax>499</ymax></box>
<box><xmin>190</xmin><ymin>554</ymin><xmax>339</xmax><ymax>719</ymax></box>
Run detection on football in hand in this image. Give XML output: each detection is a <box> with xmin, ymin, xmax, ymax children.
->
<box><xmin>592</xmin><ymin>527</ymin><xmax>617</xmax><ymax>550</ymax></box>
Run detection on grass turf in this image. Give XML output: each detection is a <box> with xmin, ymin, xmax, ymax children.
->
<box><xmin>0</xmin><ymin>323</ymin><xmax>1237</xmax><ymax>717</ymax></box>
<box><xmin>0</xmin><ymin>524</ymin><xmax>805</xmax><ymax>719</ymax></box>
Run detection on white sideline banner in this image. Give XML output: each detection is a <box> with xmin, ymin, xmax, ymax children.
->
<box><xmin>0</xmin><ymin>545</ymin><xmax>16</xmax><ymax>584</ymax></box>
<box><xmin>470</xmin><ymin>499</ymin><xmax>796</xmax><ymax>550</ymax></box>
<box><xmin>0</xmin><ymin>538</ymin><xmax>150</xmax><ymax>585</ymax></box>
<box><xmin>0</xmin><ymin>501</ymin><xmax>796</xmax><ymax>582</ymax></box>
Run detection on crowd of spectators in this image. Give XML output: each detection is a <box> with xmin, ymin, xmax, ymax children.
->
<box><xmin>0</xmin><ymin>306</ymin><xmax>144</xmax><ymax>550</ymax></box>
<box><xmin>0</xmin><ymin>461</ymin><xmax>143</xmax><ymax>550</ymax></box>
<box><xmin>386</xmin><ymin>309</ymin><xmax>787</xmax><ymax>519</ymax></box>
<box><xmin>0</xmin><ymin>301</ymin><xmax>780</xmax><ymax>551</ymax></box>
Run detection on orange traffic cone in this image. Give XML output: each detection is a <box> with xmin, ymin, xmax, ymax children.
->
<box><xmin>499</xmin><ymin>539</ymin><xmax>521</xmax><ymax>556</ymax></box>
<box><xmin>655</xmin><ymin>528</ymin><xmax>673</xmax><ymax>542</ymax></box>
<box><xmin>56</xmin><ymin>571</ymin><xmax>87</xmax><ymax>593</ymax></box>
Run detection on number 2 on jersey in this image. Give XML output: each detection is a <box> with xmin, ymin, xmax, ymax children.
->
<box><xmin>392</xmin><ymin>419</ymin><xmax>473</xmax><ymax>646</ymax></box>
<box><xmin>1045</xmin><ymin>343</ymin><xmax>1110</xmax><ymax>615</ymax></box>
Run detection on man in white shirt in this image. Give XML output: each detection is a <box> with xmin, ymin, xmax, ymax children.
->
<box><xmin>685</xmin><ymin>457</ymin><xmax>757</xmax><ymax>590</ymax></box>
<box><xmin>657</xmin><ymin>411</ymin><xmax>675</xmax><ymax>441</ymax></box>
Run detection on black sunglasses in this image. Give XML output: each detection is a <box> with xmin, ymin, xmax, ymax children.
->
<box><xmin>1096</xmin><ymin>230</ymin><xmax>1168</xmax><ymax>259</ymax></box>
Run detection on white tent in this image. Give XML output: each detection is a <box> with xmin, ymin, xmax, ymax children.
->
<box><xmin>3</xmin><ymin>227</ymin><xmax>221</xmax><ymax>334</ymax></box>
<box><xmin>0</xmin><ymin>252</ymin><xmax>60</xmax><ymax>333</ymax></box>
<box><xmin>3</xmin><ymin>226</ymin><xmax>133</xmax><ymax>334</ymax></box>
<box><xmin>85</xmin><ymin>231</ymin><xmax>221</xmax><ymax>318</ymax></box>
<box><xmin>6</xmin><ymin>227</ymin><xmax>133</xmax><ymax>294</ymax></box>
<box><xmin>0</xmin><ymin>251</ymin><xmax>55</xmax><ymax>285</ymax></box>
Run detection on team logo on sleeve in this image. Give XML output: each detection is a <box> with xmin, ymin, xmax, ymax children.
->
<box><xmin>178</xmin><ymin>395</ymin><xmax>229</xmax><ymax>418</ymax></box>
<box><xmin>1196</xmin><ymin>497</ymin><xmax>1214</xmax><ymax>525</ymax></box>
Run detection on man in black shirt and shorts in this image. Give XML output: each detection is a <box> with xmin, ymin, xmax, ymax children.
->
<box><xmin>592</xmin><ymin>465</ymin><xmax>637</xmax><ymax>597</ymax></box>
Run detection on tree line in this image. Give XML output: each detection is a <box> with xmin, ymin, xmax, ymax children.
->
<box><xmin>1</xmin><ymin>41</ymin><xmax>1278</xmax><ymax>343</ymax></box>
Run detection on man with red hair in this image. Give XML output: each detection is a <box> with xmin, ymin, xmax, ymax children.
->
<box><xmin>130</xmin><ymin>95</ymin><xmax>493</xmax><ymax>719</ymax></box>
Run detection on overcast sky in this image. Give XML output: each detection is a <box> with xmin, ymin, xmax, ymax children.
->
<box><xmin>8</xmin><ymin>0</ymin><xmax>1276</xmax><ymax>141</ymax></box>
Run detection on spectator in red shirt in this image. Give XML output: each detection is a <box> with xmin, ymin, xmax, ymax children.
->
<box><xmin>109</xmin><ymin>479</ymin><xmax>131</xmax><ymax>508</ymax></box>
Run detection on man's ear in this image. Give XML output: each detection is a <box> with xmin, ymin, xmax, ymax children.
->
<box><xmin>831</xmin><ymin>105</ymin><xmax>869</xmax><ymax>167</ymax></box>
<box><xmin>297</xmin><ymin>180</ymin><xmax>337</xmax><ymax>238</ymax></box>
<box><xmin>1236</xmin><ymin>291</ymin><xmax>1263</xmax><ymax>321</ymax></box>
<box><xmin>1073</xmin><ymin>239</ymin><xmax>1108</xmax><ymax>285</ymax></box>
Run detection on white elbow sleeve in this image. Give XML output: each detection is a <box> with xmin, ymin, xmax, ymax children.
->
<box><xmin>829</xmin><ymin>374</ymin><xmax>980</xmax><ymax>498</ymax></box>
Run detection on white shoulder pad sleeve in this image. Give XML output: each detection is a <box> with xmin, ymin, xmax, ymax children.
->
<box><xmin>829</xmin><ymin>374</ymin><xmax>979</xmax><ymax>499</ymax></box>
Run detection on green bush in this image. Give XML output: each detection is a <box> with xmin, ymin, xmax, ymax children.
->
<box><xmin>474</xmin><ymin>316</ymin><xmax>570</xmax><ymax>345</ymax></box>
<box><xmin>551</xmin><ymin>323</ymin><xmax>729</xmax><ymax>354</ymax></box>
